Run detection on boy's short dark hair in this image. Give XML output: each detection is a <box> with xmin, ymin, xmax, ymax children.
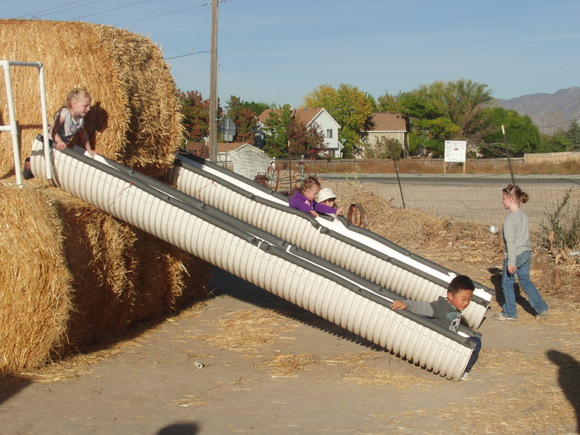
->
<box><xmin>447</xmin><ymin>275</ymin><xmax>474</xmax><ymax>295</ymax></box>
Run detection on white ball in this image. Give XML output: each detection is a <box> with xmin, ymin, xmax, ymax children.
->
<box><xmin>489</xmin><ymin>225</ymin><xmax>498</xmax><ymax>234</ymax></box>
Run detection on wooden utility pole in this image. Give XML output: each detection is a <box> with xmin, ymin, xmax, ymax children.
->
<box><xmin>209</xmin><ymin>0</ymin><xmax>219</xmax><ymax>161</ymax></box>
<box><xmin>502</xmin><ymin>124</ymin><xmax>516</xmax><ymax>185</ymax></box>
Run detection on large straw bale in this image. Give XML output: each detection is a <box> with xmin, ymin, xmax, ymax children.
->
<box><xmin>0</xmin><ymin>182</ymin><xmax>210</xmax><ymax>375</ymax></box>
<box><xmin>44</xmin><ymin>185</ymin><xmax>210</xmax><ymax>349</ymax></box>
<box><xmin>0</xmin><ymin>184</ymin><xmax>73</xmax><ymax>374</ymax></box>
<box><xmin>0</xmin><ymin>19</ymin><xmax>182</xmax><ymax>178</ymax></box>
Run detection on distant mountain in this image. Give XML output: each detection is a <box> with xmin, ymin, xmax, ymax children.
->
<box><xmin>494</xmin><ymin>87</ymin><xmax>580</xmax><ymax>135</ymax></box>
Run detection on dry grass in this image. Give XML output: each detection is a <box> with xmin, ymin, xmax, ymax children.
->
<box><xmin>391</xmin><ymin>341</ymin><xmax>579</xmax><ymax>434</ymax></box>
<box><xmin>197</xmin><ymin>309</ymin><xmax>298</xmax><ymax>355</ymax></box>
<box><xmin>325</xmin><ymin>180</ymin><xmax>579</xmax><ymax>305</ymax></box>
<box><xmin>328</xmin><ymin>181</ymin><xmax>500</xmax><ymax>253</ymax></box>
<box><xmin>0</xmin><ymin>19</ymin><xmax>182</xmax><ymax>178</ymax></box>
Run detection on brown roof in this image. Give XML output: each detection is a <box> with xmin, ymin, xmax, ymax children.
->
<box><xmin>293</xmin><ymin>108</ymin><xmax>323</xmax><ymax>126</ymax></box>
<box><xmin>257</xmin><ymin>108</ymin><xmax>324</xmax><ymax>126</ymax></box>
<box><xmin>258</xmin><ymin>109</ymin><xmax>279</xmax><ymax>123</ymax></box>
<box><xmin>366</xmin><ymin>113</ymin><xmax>408</xmax><ymax>132</ymax></box>
<box><xmin>185</xmin><ymin>141</ymin><xmax>207</xmax><ymax>152</ymax></box>
<box><xmin>216</xmin><ymin>142</ymin><xmax>247</xmax><ymax>153</ymax></box>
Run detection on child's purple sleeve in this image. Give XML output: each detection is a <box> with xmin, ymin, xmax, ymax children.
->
<box><xmin>313</xmin><ymin>201</ymin><xmax>337</xmax><ymax>215</ymax></box>
<box><xmin>289</xmin><ymin>192</ymin><xmax>312</xmax><ymax>213</ymax></box>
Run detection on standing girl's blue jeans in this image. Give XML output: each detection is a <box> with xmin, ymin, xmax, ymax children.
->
<box><xmin>501</xmin><ymin>250</ymin><xmax>549</xmax><ymax>318</ymax></box>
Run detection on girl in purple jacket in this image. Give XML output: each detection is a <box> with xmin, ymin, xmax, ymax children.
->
<box><xmin>289</xmin><ymin>178</ymin><xmax>344</xmax><ymax>218</ymax></box>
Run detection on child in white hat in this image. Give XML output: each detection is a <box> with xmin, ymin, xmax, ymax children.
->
<box><xmin>316</xmin><ymin>187</ymin><xmax>337</xmax><ymax>208</ymax></box>
<box><xmin>289</xmin><ymin>179</ymin><xmax>344</xmax><ymax>218</ymax></box>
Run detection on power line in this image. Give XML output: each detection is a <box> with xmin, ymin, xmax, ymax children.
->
<box><xmin>17</xmin><ymin>0</ymin><xmax>234</xmax><ymax>26</ymax></box>
<box><xmin>165</xmin><ymin>50</ymin><xmax>210</xmax><ymax>60</ymax></box>
<box><xmin>115</xmin><ymin>2</ymin><xmax>211</xmax><ymax>26</ymax></box>
<box><xmin>28</xmin><ymin>0</ymin><xmax>103</xmax><ymax>18</ymax></box>
<box><xmin>114</xmin><ymin>0</ymin><xmax>232</xmax><ymax>27</ymax></box>
<box><xmin>16</xmin><ymin>0</ymin><xmax>100</xmax><ymax>18</ymax></box>
<box><xmin>72</xmin><ymin>0</ymin><xmax>150</xmax><ymax>20</ymax></box>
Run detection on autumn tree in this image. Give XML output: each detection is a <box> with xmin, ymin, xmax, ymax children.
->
<box><xmin>225</xmin><ymin>96</ymin><xmax>269</xmax><ymax>144</ymax></box>
<box><xmin>287</xmin><ymin>119</ymin><xmax>326</xmax><ymax>158</ymax></box>
<box><xmin>377</xmin><ymin>91</ymin><xmax>404</xmax><ymax>113</ymax></box>
<box><xmin>179</xmin><ymin>90</ymin><xmax>222</xmax><ymax>143</ymax></box>
<box><xmin>303</xmin><ymin>84</ymin><xmax>376</xmax><ymax>157</ymax></box>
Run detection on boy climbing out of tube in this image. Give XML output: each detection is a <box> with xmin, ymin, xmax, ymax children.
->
<box><xmin>391</xmin><ymin>275</ymin><xmax>481</xmax><ymax>380</ymax></box>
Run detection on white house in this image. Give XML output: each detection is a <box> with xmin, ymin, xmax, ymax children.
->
<box><xmin>256</xmin><ymin>107</ymin><xmax>343</xmax><ymax>158</ymax></box>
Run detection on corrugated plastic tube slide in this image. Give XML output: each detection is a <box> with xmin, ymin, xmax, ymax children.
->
<box><xmin>165</xmin><ymin>153</ymin><xmax>494</xmax><ymax>329</ymax></box>
<box><xmin>29</xmin><ymin>137</ymin><xmax>478</xmax><ymax>380</ymax></box>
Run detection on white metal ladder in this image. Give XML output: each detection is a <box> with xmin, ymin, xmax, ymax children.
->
<box><xmin>0</xmin><ymin>60</ymin><xmax>52</xmax><ymax>187</ymax></box>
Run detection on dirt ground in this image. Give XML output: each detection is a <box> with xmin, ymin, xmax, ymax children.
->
<box><xmin>1</xmin><ymin>182</ymin><xmax>579</xmax><ymax>435</ymax></box>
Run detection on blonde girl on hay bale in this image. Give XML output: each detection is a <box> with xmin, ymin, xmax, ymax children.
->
<box><xmin>49</xmin><ymin>86</ymin><xmax>96</xmax><ymax>158</ymax></box>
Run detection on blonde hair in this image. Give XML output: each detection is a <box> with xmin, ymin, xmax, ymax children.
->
<box><xmin>299</xmin><ymin>177</ymin><xmax>320</xmax><ymax>193</ymax></box>
<box><xmin>502</xmin><ymin>184</ymin><xmax>529</xmax><ymax>204</ymax></box>
<box><xmin>65</xmin><ymin>86</ymin><xmax>91</xmax><ymax>109</ymax></box>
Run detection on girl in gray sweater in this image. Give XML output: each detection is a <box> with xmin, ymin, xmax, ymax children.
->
<box><xmin>493</xmin><ymin>184</ymin><xmax>549</xmax><ymax>321</ymax></box>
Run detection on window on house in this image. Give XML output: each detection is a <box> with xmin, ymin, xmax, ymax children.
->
<box><xmin>326</xmin><ymin>129</ymin><xmax>333</xmax><ymax>139</ymax></box>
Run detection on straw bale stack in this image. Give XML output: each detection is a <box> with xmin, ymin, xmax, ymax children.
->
<box><xmin>0</xmin><ymin>184</ymin><xmax>73</xmax><ymax>375</ymax></box>
<box><xmin>0</xmin><ymin>19</ymin><xmax>182</xmax><ymax>178</ymax></box>
<box><xmin>0</xmin><ymin>182</ymin><xmax>210</xmax><ymax>375</ymax></box>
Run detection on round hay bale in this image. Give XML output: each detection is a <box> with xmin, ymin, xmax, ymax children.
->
<box><xmin>0</xmin><ymin>182</ymin><xmax>210</xmax><ymax>375</ymax></box>
<box><xmin>43</xmin><ymin>185</ymin><xmax>211</xmax><ymax>350</ymax></box>
<box><xmin>0</xmin><ymin>19</ymin><xmax>182</xmax><ymax>178</ymax></box>
<box><xmin>0</xmin><ymin>183</ymin><xmax>73</xmax><ymax>374</ymax></box>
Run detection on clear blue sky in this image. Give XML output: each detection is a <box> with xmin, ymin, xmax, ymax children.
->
<box><xmin>4</xmin><ymin>0</ymin><xmax>580</xmax><ymax>107</ymax></box>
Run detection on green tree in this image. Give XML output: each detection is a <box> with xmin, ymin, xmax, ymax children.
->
<box><xmin>262</xmin><ymin>105</ymin><xmax>293</xmax><ymax>158</ymax></box>
<box><xmin>377</xmin><ymin>92</ymin><xmax>403</xmax><ymax>113</ymax></box>
<box><xmin>396</xmin><ymin>79</ymin><xmax>493</xmax><ymax>156</ymax></box>
<box><xmin>565</xmin><ymin>119</ymin><xmax>580</xmax><ymax>150</ymax></box>
<box><xmin>303</xmin><ymin>83</ymin><xmax>376</xmax><ymax>157</ymax></box>
<box><xmin>363</xmin><ymin>137</ymin><xmax>403</xmax><ymax>160</ymax></box>
<box><xmin>539</xmin><ymin>130</ymin><xmax>571</xmax><ymax>153</ymax></box>
<box><xmin>482</xmin><ymin>107</ymin><xmax>541</xmax><ymax>157</ymax></box>
<box><xmin>244</xmin><ymin>101</ymin><xmax>270</xmax><ymax>118</ymax></box>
